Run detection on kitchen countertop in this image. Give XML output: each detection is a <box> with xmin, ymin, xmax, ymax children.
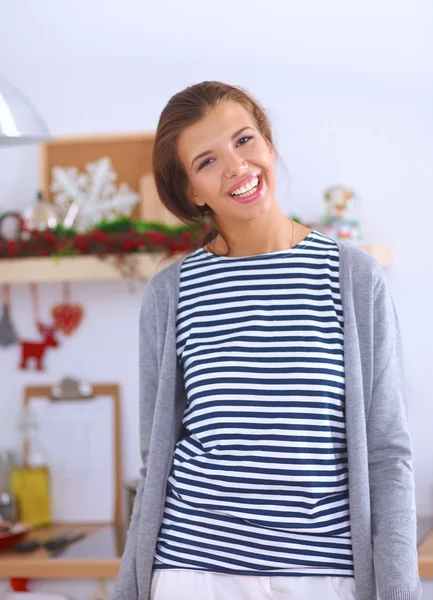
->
<box><xmin>0</xmin><ymin>518</ymin><xmax>433</xmax><ymax>579</ymax></box>
<box><xmin>0</xmin><ymin>523</ymin><xmax>125</xmax><ymax>579</ymax></box>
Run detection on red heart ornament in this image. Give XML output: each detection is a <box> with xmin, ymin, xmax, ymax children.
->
<box><xmin>51</xmin><ymin>303</ymin><xmax>84</xmax><ymax>336</ymax></box>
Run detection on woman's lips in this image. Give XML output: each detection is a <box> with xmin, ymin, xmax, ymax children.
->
<box><xmin>229</xmin><ymin>174</ymin><xmax>263</xmax><ymax>204</ymax></box>
<box><xmin>227</xmin><ymin>172</ymin><xmax>261</xmax><ymax>195</ymax></box>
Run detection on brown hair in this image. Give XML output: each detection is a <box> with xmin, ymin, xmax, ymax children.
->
<box><xmin>152</xmin><ymin>81</ymin><xmax>279</xmax><ymax>256</ymax></box>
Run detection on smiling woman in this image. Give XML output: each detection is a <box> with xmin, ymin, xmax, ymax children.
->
<box><xmin>113</xmin><ymin>81</ymin><xmax>421</xmax><ymax>600</ymax></box>
<box><xmin>151</xmin><ymin>81</ymin><xmax>312</xmax><ymax>257</ymax></box>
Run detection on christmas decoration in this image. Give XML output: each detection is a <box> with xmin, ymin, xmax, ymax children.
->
<box><xmin>0</xmin><ymin>216</ymin><xmax>208</xmax><ymax>260</ymax></box>
<box><xmin>0</xmin><ymin>285</ymin><xmax>19</xmax><ymax>347</ymax></box>
<box><xmin>20</xmin><ymin>322</ymin><xmax>59</xmax><ymax>371</ymax></box>
<box><xmin>51</xmin><ymin>156</ymin><xmax>139</xmax><ymax>231</ymax></box>
<box><xmin>51</xmin><ymin>282</ymin><xmax>84</xmax><ymax>336</ymax></box>
<box><xmin>22</xmin><ymin>191</ymin><xmax>59</xmax><ymax>233</ymax></box>
<box><xmin>0</xmin><ymin>211</ymin><xmax>23</xmax><ymax>241</ymax></box>
<box><xmin>321</xmin><ymin>185</ymin><xmax>362</xmax><ymax>242</ymax></box>
<box><xmin>19</xmin><ymin>284</ymin><xmax>60</xmax><ymax>371</ymax></box>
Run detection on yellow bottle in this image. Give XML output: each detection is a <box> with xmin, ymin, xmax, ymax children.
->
<box><xmin>11</xmin><ymin>466</ymin><xmax>51</xmax><ymax>526</ymax></box>
<box><xmin>11</xmin><ymin>406</ymin><xmax>52</xmax><ymax>527</ymax></box>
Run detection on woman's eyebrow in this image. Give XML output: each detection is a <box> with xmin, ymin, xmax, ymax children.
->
<box><xmin>190</xmin><ymin>126</ymin><xmax>254</xmax><ymax>169</ymax></box>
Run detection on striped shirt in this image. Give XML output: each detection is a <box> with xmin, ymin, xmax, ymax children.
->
<box><xmin>153</xmin><ymin>229</ymin><xmax>354</xmax><ymax>576</ymax></box>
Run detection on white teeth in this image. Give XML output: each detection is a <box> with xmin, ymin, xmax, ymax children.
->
<box><xmin>230</xmin><ymin>176</ymin><xmax>259</xmax><ymax>197</ymax></box>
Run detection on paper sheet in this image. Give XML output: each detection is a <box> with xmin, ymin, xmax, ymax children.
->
<box><xmin>29</xmin><ymin>396</ymin><xmax>115</xmax><ymax>523</ymax></box>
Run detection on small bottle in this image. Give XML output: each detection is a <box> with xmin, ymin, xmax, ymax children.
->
<box><xmin>0</xmin><ymin>450</ymin><xmax>18</xmax><ymax>522</ymax></box>
<box><xmin>11</xmin><ymin>406</ymin><xmax>52</xmax><ymax>526</ymax></box>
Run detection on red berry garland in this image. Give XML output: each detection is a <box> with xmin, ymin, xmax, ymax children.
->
<box><xmin>0</xmin><ymin>220</ymin><xmax>208</xmax><ymax>259</ymax></box>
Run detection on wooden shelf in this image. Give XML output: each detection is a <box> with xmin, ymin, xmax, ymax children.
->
<box><xmin>0</xmin><ymin>244</ymin><xmax>391</xmax><ymax>284</ymax></box>
<box><xmin>418</xmin><ymin>520</ymin><xmax>433</xmax><ymax>578</ymax></box>
<box><xmin>359</xmin><ymin>243</ymin><xmax>391</xmax><ymax>268</ymax></box>
<box><xmin>0</xmin><ymin>253</ymin><xmax>180</xmax><ymax>284</ymax></box>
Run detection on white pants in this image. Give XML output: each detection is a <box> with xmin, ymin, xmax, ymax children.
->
<box><xmin>150</xmin><ymin>569</ymin><xmax>356</xmax><ymax>600</ymax></box>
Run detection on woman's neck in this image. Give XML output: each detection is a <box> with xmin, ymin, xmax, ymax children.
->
<box><xmin>206</xmin><ymin>213</ymin><xmax>312</xmax><ymax>258</ymax></box>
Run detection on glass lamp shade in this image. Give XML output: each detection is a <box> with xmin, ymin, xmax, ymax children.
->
<box><xmin>0</xmin><ymin>78</ymin><xmax>51</xmax><ymax>145</ymax></box>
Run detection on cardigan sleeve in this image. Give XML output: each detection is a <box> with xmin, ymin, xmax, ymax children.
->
<box><xmin>112</xmin><ymin>283</ymin><xmax>158</xmax><ymax>600</ymax></box>
<box><xmin>367</xmin><ymin>274</ymin><xmax>422</xmax><ymax>600</ymax></box>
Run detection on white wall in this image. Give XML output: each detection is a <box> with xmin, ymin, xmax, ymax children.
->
<box><xmin>1</xmin><ymin>0</ymin><xmax>433</xmax><ymax>597</ymax></box>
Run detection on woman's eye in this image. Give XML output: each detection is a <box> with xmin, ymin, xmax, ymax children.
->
<box><xmin>198</xmin><ymin>158</ymin><xmax>213</xmax><ymax>170</ymax></box>
<box><xmin>237</xmin><ymin>135</ymin><xmax>253</xmax><ymax>146</ymax></box>
<box><xmin>197</xmin><ymin>136</ymin><xmax>254</xmax><ymax>170</ymax></box>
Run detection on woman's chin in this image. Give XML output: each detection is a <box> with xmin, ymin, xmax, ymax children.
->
<box><xmin>237</xmin><ymin>193</ymin><xmax>274</xmax><ymax>220</ymax></box>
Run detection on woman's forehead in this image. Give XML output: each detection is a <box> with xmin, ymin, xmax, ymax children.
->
<box><xmin>177</xmin><ymin>101</ymin><xmax>255</xmax><ymax>168</ymax></box>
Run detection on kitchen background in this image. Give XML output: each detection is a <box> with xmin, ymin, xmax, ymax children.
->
<box><xmin>0</xmin><ymin>0</ymin><xmax>432</xmax><ymax>598</ymax></box>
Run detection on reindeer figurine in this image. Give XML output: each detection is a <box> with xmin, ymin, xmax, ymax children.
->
<box><xmin>20</xmin><ymin>322</ymin><xmax>59</xmax><ymax>371</ymax></box>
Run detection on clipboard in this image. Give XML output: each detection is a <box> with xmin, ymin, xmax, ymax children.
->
<box><xmin>22</xmin><ymin>377</ymin><xmax>123</xmax><ymax>525</ymax></box>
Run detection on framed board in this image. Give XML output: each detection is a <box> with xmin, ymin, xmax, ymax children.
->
<box><xmin>39</xmin><ymin>132</ymin><xmax>155</xmax><ymax>220</ymax></box>
<box><xmin>23</xmin><ymin>379</ymin><xmax>123</xmax><ymax>525</ymax></box>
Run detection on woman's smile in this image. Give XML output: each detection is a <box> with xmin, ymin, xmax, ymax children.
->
<box><xmin>227</xmin><ymin>172</ymin><xmax>264</xmax><ymax>204</ymax></box>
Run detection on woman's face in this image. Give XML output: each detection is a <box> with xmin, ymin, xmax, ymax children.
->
<box><xmin>177</xmin><ymin>100</ymin><xmax>277</xmax><ymax>227</ymax></box>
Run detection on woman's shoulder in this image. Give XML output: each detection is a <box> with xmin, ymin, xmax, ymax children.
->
<box><xmin>336</xmin><ymin>237</ymin><xmax>382</xmax><ymax>271</ymax></box>
<box><xmin>145</xmin><ymin>255</ymin><xmax>184</xmax><ymax>289</ymax></box>
<box><xmin>335</xmin><ymin>237</ymin><xmax>385</xmax><ymax>294</ymax></box>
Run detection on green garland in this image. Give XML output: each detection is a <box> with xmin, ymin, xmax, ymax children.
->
<box><xmin>51</xmin><ymin>216</ymin><xmax>202</xmax><ymax>236</ymax></box>
<box><xmin>0</xmin><ymin>214</ymin><xmax>304</xmax><ymax>260</ymax></box>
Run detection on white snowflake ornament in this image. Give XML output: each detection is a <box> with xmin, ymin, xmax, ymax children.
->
<box><xmin>51</xmin><ymin>156</ymin><xmax>139</xmax><ymax>231</ymax></box>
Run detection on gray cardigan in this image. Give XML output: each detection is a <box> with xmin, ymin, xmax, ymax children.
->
<box><xmin>113</xmin><ymin>239</ymin><xmax>422</xmax><ymax>600</ymax></box>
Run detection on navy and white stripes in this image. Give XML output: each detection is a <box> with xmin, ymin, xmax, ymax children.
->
<box><xmin>153</xmin><ymin>230</ymin><xmax>354</xmax><ymax>576</ymax></box>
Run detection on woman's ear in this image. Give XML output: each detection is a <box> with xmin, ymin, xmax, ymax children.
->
<box><xmin>187</xmin><ymin>182</ymin><xmax>206</xmax><ymax>208</ymax></box>
<box><xmin>194</xmin><ymin>195</ymin><xmax>205</xmax><ymax>207</ymax></box>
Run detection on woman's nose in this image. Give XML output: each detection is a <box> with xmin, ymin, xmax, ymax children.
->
<box><xmin>223</xmin><ymin>157</ymin><xmax>248</xmax><ymax>178</ymax></box>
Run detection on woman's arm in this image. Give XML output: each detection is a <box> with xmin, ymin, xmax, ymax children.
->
<box><xmin>367</xmin><ymin>274</ymin><xmax>422</xmax><ymax>599</ymax></box>
<box><xmin>112</xmin><ymin>283</ymin><xmax>158</xmax><ymax>600</ymax></box>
